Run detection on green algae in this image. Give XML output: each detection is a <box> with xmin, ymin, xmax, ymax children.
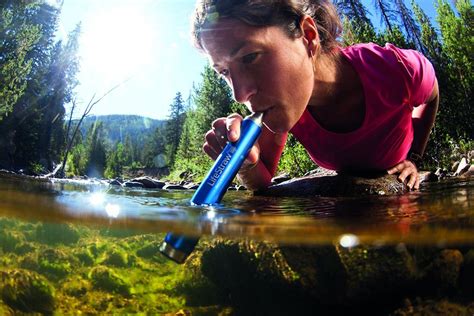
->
<box><xmin>0</xmin><ymin>269</ymin><xmax>56</xmax><ymax>313</ymax></box>
<box><xmin>89</xmin><ymin>265</ymin><xmax>132</xmax><ymax>295</ymax></box>
<box><xmin>1</xmin><ymin>217</ymin><xmax>473</xmax><ymax>314</ymax></box>
<box><xmin>36</xmin><ymin>222</ymin><xmax>80</xmax><ymax>245</ymax></box>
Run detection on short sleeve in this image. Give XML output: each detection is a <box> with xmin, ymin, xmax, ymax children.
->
<box><xmin>385</xmin><ymin>43</ymin><xmax>436</xmax><ymax>106</ymax></box>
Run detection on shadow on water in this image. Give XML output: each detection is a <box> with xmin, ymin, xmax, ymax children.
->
<box><xmin>0</xmin><ymin>173</ymin><xmax>473</xmax><ymax>314</ymax></box>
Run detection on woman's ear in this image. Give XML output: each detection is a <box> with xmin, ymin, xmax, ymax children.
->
<box><xmin>300</xmin><ymin>15</ymin><xmax>319</xmax><ymax>56</ymax></box>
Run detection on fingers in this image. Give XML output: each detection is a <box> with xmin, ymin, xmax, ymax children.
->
<box><xmin>387</xmin><ymin>160</ymin><xmax>419</xmax><ymax>190</ymax></box>
<box><xmin>203</xmin><ymin>114</ymin><xmax>244</xmax><ymax>160</ymax></box>
<box><xmin>225</xmin><ymin>113</ymin><xmax>243</xmax><ymax>142</ymax></box>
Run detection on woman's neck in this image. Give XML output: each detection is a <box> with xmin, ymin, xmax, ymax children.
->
<box><xmin>308</xmin><ymin>50</ymin><xmax>344</xmax><ymax>108</ymax></box>
<box><xmin>307</xmin><ymin>49</ymin><xmax>366</xmax><ymax>133</ymax></box>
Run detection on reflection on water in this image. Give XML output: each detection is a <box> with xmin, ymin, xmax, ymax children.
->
<box><xmin>0</xmin><ymin>174</ymin><xmax>473</xmax><ymax>314</ymax></box>
<box><xmin>1</xmin><ymin>174</ymin><xmax>473</xmax><ymax>245</ymax></box>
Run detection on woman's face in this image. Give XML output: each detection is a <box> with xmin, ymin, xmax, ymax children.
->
<box><xmin>201</xmin><ymin>18</ymin><xmax>314</xmax><ymax>133</ymax></box>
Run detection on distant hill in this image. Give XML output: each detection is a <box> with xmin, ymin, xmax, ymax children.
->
<box><xmin>74</xmin><ymin>115</ymin><xmax>166</xmax><ymax>145</ymax></box>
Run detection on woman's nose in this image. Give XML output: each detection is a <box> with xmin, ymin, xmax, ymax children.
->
<box><xmin>230</xmin><ymin>71</ymin><xmax>257</xmax><ymax>104</ymax></box>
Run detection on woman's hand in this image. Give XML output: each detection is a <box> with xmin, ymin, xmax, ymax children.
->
<box><xmin>387</xmin><ymin>160</ymin><xmax>420</xmax><ymax>190</ymax></box>
<box><xmin>203</xmin><ymin>113</ymin><xmax>260</xmax><ymax>167</ymax></box>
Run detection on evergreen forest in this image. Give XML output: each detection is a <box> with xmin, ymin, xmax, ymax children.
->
<box><xmin>0</xmin><ymin>0</ymin><xmax>472</xmax><ymax>180</ymax></box>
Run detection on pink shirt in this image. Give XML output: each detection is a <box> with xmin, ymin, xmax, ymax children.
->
<box><xmin>290</xmin><ymin>43</ymin><xmax>436</xmax><ymax>171</ymax></box>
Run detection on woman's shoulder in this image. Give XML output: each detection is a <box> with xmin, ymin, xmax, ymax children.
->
<box><xmin>342</xmin><ymin>42</ymin><xmax>431</xmax><ymax>72</ymax></box>
<box><xmin>342</xmin><ymin>42</ymin><xmax>436</xmax><ymax>106</ymax></box>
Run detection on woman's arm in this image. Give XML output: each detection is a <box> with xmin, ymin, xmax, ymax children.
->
<box><xmin>387</xmin><ymin>78</ymin><xmax>439</xmax><ymax>189</ymax></box>
<box><xmin>411</xmin><ymin>78</ymin><xmax>439</xmax><ymax>158</ymax></box>
<box><xmin>237</xmin><ymin>125</ymin><xmax>287</xmax><ymax>190</ymax></box>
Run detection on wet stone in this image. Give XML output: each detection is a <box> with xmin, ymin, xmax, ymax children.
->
<box><xmin>122</xmin><ymin>181</ymin><xmax>145</xmax><ymax>188</ymax></box>
<box><xmin>130</xmin><ymin>176</ymin><xmax>166</xmax><ymax>189</ymax></box>
<box><xmin>258</xmin><ymin>168</ymin><xmax>408</xmax><ymax>197</ymax></box>
<box><xmin>109</xmin><ymin>179</ymin><xmax>122</xmax><ymax>186</ymax></box>
<box><xmin>163</xmin><ymin>184</ymin><xmax>187</xmax><ymax>190</ymax></box>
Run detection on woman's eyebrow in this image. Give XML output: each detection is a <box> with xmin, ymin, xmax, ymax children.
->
<box><xmin>230</xmin><ymin>42</ymin><xmax>247</xmax><ymax>58</ymax></box>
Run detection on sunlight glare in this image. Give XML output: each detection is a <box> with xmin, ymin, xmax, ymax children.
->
<box><xmin>339</xmin><ymin>234</ymin><xmax>360</xmax><ymax>248</ymax></box>
<box><xmin>105</xmin><ymin>203</ymin><xmax>121</xmax><ymax>218</ymax></box>
<box><xmin>90</xmin><ymin>192</ymin><xmax>105</xmax><ymax>206</ymax></box>
<box><xmin>81</xmin><ymin>5</ymin><xmax>155</xmax><ymax>82</ymax></box>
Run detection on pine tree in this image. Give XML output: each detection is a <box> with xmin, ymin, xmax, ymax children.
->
<box><xmin>372</xmin><ymin>0</ymin><xmax>396</xmax><ymax>35</ymax></box>
<box><xmin>85</xmin><ymin>121</ymin><xmax>107</xmax><ymax>178</ymax></box>
<box><xmin>394</xmin><ymin>0</ymin><xmax>424</xmax><ymax>52</ymax></box>
<box><xmin>171</xmin><ymin>65</ymin><xmax>236</xmax><ymax>179</ymax></box>
<box><xmin>165</xmin><ymin>92</ymin><xmax>186</xmax><ymax>168</ymax></box>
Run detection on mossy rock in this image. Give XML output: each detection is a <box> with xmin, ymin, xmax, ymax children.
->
<box><xmin>62</xmin><ymin>275</ymin><xmax>92</xmax><ymax>298</ymax></box>
<box><xmin>12</xmin><ymin>241</ymin><xmax>36</xmax><ymax>255</ymax></box>
<box><xmin>420</xmin><ymin>249</ymin><xmax>464</xmax><ymax>296</ymax></box>
<box><xmin>390</xmin><ymin>298</ymin><xmax>474</xmax><ymax>315</ymax></box>
<box><xmin>74</xmin><ymin>248</ymin><xmax>95</xmax><ymax>266</ymax></box>
<box><xmin>88</xmin><ymin>266</ymin><xmax>131</xmax><ymax>296</ymax></box>
<box><xmin>200</xmin><ymin>238</ymin><xmax>307</xmax><ymax>308</ymax></box>
<box><xmin>0</xmin><ymin>230</ymin><xmax>25</xmax><ymax>252</ymax></box>
<box><xmin>0</xmin><ymin>300</ymin><xmax>13</xmax><ymax>315</ymax></box>
<box><xmin>136</xmin><ymin>241</ymin><xmax>169</xmax><ymax>263</ymax></box>
<box><xmin>37</xmin><ymin>248</ymin><xmax>74</xmax><ymax>279</ymax></box>
<box><xmin>35</xmin><ymin>222</ymin><xmax>80</xmax><ymax>245</ymax></box>
<box><xmin>102</xmin><ymin>248</ymin><xmax>129</xmax><ymax>267</ymax></box>
<box><xmin>460</xmin><ymin>249</ymin><xmax>474</xmax><ymax>296</ymax></box>
<box><xmin>0</xmin><ymin>269</ymin><xmax>56</xmax><ymax>313</ymax></box>
<box><xmin>336</xmin><ymin>244</ymin><xmax>417</xmax><ymax>303</ymax></box>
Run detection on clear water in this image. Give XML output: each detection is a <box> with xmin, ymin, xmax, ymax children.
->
<box><xmin>0</xmin><ymin>173</ymin><xmax>473</xmax><ymax>314</ymax></box>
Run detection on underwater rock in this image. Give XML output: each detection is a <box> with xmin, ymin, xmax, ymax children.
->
<box><xmin>62</xmin><ymin>275</ymin><xmax>91</xmax><ymax>297</ymax></box>
<box><xmin>37</xmin><ymin>248</ymin><xmax>74</xmax><ymax>279</ymax></box>
<box><xmin>198</xmin><ymin>238</ymin><xmax>431</xmax><ymax>309</ymax></box>
<box><xmin>257</xmin><ymin>168</ymin><xmax>408</xmax><ymax>197</ymax></box>
<box><xmin>200</xmin><ymin>238</ymin><xmax>302</xmax><ymax>306</ymax></box>
<box><xmin>89</xmin><ymin>266</ymin><xmax>131</xmax><ymax>296</ymax></box>
<box><xmin>102</xmin><ymin>248</ymin><xmax>129</xmax><ymax>267</ymax></box>
<box><xmin>74</xmin><ymin>248</ymin><xmax>95</xmax><ymax>266</ymax></box>
<box><xmin>335</xmin><ymin>243</ymin><xmax>417</xmax><ymax>302</ymax></box>
<box><xmin>0</xmin><ymin>269</ymin><xmax>56</xmax><ymax>313</ymax></box>
<box><xmin>390</xmin><ymin>298</ymin><xmax>474</xmax><ymax>315</ymax></box>
<box><xmin>136</xmin><ymin>241</ymin><xmax>162</xmax><ymax>259</ymax></box>
<box><xmin>35</xmin><ymin>222</ymin><xmax>80</xmax><ymax>245</ymax></box>
<box><xmin>0</xmin><ymin>230</ymin><xmax>25</xmax><ymax>252</ymax></box>
<box><xmin>460</xmin><ymin>249</ymin><xmax>474</xmax><ymax>296</ymax></box>
<box><xmin>0</xmin><ymin>300</ymin><xmax>13</xmax><ymax>315</ymax></box>
<box><xmin>12</xmin><ymin>241</ymin><xmax>36</xmax><ymax>255</ymax></box>
<box><xmin>421</xmin><ymin>249</ymin><xmax>464</xmax><ymax>295</ymax></box>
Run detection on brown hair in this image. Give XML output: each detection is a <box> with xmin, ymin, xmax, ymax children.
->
<box><xmin>191</xmin><ymin>0</ymin><xmax>342</xmax><ymax>54</ymax></box>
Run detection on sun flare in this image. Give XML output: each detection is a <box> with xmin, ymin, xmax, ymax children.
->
<box><xmin>80</xmin><ymin>5</ymin><xmax>156</xmax><ymax>82</ymax></box>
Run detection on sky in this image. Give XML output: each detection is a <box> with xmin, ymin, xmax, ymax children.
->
<box><xmin>54</xmin><ymin>0</ymin><xmax>439</xmax><ymax>120</ymax></box>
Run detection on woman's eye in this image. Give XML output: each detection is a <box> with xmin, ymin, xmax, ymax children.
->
<box><xmin>219</xmin><ymin>69</ymin><xmax>229</xmax><ymax>78</ymax></box>
<box><xmin>242</xmin><ymin>53</ymin><xmax>258</xmax><ymax>64</ymax></box>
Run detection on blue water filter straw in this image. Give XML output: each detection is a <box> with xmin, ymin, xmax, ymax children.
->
<box><xmin>159</xmin><ymin>112</ymin><xmax>264</xmax><ymax>263</ymax></box>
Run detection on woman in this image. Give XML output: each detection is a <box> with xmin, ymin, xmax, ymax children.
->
<box><xmin>191</xmin><ymin>0</ymin><xmax>439</xmax><ymax>191</ymax></box>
